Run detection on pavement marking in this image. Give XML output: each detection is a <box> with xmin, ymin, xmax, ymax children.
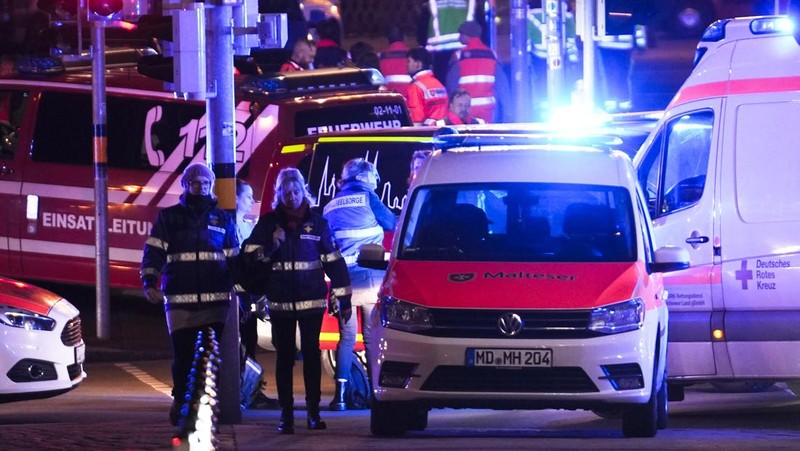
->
<box><xmin>115</xmin><ymin>362</ymin><xmax>173</xmax><ymax>398</ymax></box>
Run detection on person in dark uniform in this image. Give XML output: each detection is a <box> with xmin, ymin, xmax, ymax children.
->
<box><xmin>241</xmin><ymin>168</ymin><xmax>352</xmax><ymax>434</ymax></box>
<box><xmin>141</xmin><ymin>162</ymin><xmax>239</xmax><ymax>426</ymax></box>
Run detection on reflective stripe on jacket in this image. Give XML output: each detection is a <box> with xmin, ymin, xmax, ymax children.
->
<box><xmin>379</xmin><ymin>42</ymin><xmax>412</xmax><ymax>98</ymax></box>
<box><xmin>453</xmin><ymin>39</ymin><xmax>497</xmax><ymax>122</ymax></box>
<box><xmin>407</xmin><ymin>70</ymin><xmax>448</xmax><ymax>125</ymax></box>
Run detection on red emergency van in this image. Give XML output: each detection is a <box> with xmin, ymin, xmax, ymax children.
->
<box><xmin>0</xmin><ymin>57</ymin><xmax>410</xmax><ymax>289</ymax></box>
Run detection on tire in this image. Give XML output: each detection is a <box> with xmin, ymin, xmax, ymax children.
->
<box><xmin>710</xmin><ymin>381</ymin><xmax>776</xmax><ymax>393</ymax></box>
<box><xmin>408</xmin><ymin>407</ymin><xmax>429</xmax><ymax>431</ymax></box>
<box><xmin>370</xmin><ymin>400</ymin><xmax>409</xmax><ymax>436</ymax></box>
<box><xmin>622</xmin><ymin>378</ymin><xmax>659</xmax><ymax>438</ymax></box>
<box><xmin>656</xmin><ymin>371</ymin><xmax>668</xmax><ymax>430</ymax></box>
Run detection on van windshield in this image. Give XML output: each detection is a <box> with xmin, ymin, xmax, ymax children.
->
<box><xmin>399</xmin><ymin>183</ymin><xmax>636</xmax><ymax>262</ymax></box>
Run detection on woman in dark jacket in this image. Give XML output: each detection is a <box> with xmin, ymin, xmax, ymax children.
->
<box><xmin>241</xmin><ymin>168</ymin><xmax>352</xmax><ymax>434</ymax></box>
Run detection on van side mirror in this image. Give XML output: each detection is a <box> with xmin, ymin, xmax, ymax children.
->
<box><xmin>649</xmin><ymin>245</ymin><xmax>690</xmax><ymax>273</ymax></box>
<box><xmin>357</xmin><ymin>243</ymin><xmax>388</xmax><ymax>271</ymax></box>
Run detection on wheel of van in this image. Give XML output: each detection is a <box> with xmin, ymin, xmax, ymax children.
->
<box><xmin>656</xmin><ymin>370</ymin><xmax>669</xmax><ymax>430</ymax></box>
<box><xmin>669</xmin><ymin>0</ymin><xmax>715</xmax><ymax>39</ymax></box>
<box><xmin>370</xmin><ymin>400</ymin><xmax>409</xmax><ymax>436</ymax></box>
<box><xmin>710</xmin><ymin>381</ymin><xmax>776</xmax><ymax>393</ymax></box>
<box><xmin>622</xmin><ymin>377</ymin><xmax>659</xmax><ymax>437</ymax></box>
<box><xmin>407</xmin><ymin>407</ymin><xmax>429</xmax><ymax>431</ymax></box>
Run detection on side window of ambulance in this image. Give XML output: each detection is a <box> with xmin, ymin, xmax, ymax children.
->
<box><xmin>638</xmin><ymin>110</ymin><xmax>714</xmax><ymax>217</ymax></box>
<box><xmin>0</xmin><ymin>90</ymin><xmax>29</xmax><ymax>158</ymax></box>
<box><xmin>32</xmin><ymin>92</ymin><xmax>204</xmax><ymax>168</ymax></box>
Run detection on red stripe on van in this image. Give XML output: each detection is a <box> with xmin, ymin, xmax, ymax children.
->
<box><xmin>386</xmin><ymin>261</ymin><xmax>652</xmax><ymax>310</ymax></box>
<box><xmin>670</xmin><ymin>76</ymin><xmax>800</xmax><ymax>108</ymax></box>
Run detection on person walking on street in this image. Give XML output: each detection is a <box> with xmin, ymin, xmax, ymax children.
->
<box><xmin>445</xmin><ymin>20</ymin><xmax>511</xmax><ymax>123</ymax></box>
<box><xmin>322</xmin><ymin>158</ymin><xmax>397</xmax><ymax>411</ymax></box>
<box><xmin>407</xmin><ymin>46</ymin><xmax>448</xmax><ymax>126</ymax></box>
<box><xmin>140</xmin><ymin>162</ymin><xmax>240</xmax><ymax>427</ymax></box>
<box><xmin>437</xmin><ymin>88</ymin><xmax>486</xmax><ymax>125</ymax></box>
<box><xmin>241</xmin><ymin>168</ymin><xmax>352</xmax><ymax>434</ymax></box>
<box><xmin>378</xmin><ymin>24</ymin><xmax>412</xmax><ymax>99</ymax></box>
<box><xmin>280</xmin><ymin>38</ymin><xmax>316</xmax><ymax>72</ymax></box>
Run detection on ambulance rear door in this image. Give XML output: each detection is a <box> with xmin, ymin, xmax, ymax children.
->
<box><xmin>636</xmin><ymin>98</ymin><xmax>724</xmax><ymax>379</ymax></box>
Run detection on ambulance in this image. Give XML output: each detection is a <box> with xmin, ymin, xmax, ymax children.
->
<box><xmin>0</xmin><ymin>57</ymin><xmax>410</xmax><ymax>289</ymax></box>
<box><xmin>358</xmin><ymin>132</ymin><xmax>690</xmax><ymax>437</ymax></box>
<box><xmin>633</xmin><ymin>13</ymin><xmax>800</xmax><ymax>396</ymax></box>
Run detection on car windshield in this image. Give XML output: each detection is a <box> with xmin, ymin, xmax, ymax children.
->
<box><xmin>399</xmin><ymin>182</ymin><xmax>636</xmax><ymax>262</ymax></box>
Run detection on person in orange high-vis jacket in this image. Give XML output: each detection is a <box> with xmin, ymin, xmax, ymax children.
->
<box><xmin>446</xmin><ymin>21</ymin><xmax>511</xmax><ymax>123</ymax></box>
<box><xmin>378</xmin><ymin>25</ymin><xmax>412</xmax><ymax>99</ymax></box>
<box><xmin>406</xmin><ymin>47</ymin><xmax>448</xmax><ymax>126</ymax></box>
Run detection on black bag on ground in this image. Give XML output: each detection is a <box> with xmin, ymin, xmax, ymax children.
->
<box><xmin>345</xmin><ymin>359</ymin><xmax>371</xmax><ymax>410</ymax></box>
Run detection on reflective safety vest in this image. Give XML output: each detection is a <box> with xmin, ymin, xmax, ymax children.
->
<box><xmin>407</xmin><ymin>70</ymin><xmax>448</xmax><ymax>125</ymax></box>
<box><xmin>379</xmin><ymin>41</ymin><xmax>412</xmax><ymax>99</ymax></box>
<box><xmin>323</xmin><ymin>181</ymin><xmax>385</xmax><ymax>260</ymax></box>
<box><xmin>436</xmin><ymin>111</ymin><xmax>486</xmax><ymax>126</ymax></box>
<box><xmin>427</xmin><ymin>0</ymin><xmax>476</xmax><ymax>52</ymax></box>
<box><xmin>527</xmin><ymin>5</ymin><xmax>578</xmax><ymax>63</ymax></box>
<box><xmin>453</xmin><ymin>38</ymin><xmax>497</xmax><ymax>122</ymax></box>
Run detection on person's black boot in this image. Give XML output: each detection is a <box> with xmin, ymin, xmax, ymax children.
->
<box><xmin>277</xmin><ymin>408</ymin><xmax>294</xmax><ymax>434</ymax></box>
<box><xmin>307</xmin><ymin>405</ymin><xmax>327</xmax><ymax>430</ymax></box>
<box><xmin>328</xmin><ymin>380</ymin><xmax>347</xmax><ymax>411</ymax></box>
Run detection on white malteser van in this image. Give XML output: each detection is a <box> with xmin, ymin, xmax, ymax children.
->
<box><xmin>359</xmin><ymin>133</ymin><xmax>690</xmax><ymax>437</ymax></box>
<box><xmin>633</xmin><ymin>14</ymin><xmax>800</xmax><ymax>396</ymax></box>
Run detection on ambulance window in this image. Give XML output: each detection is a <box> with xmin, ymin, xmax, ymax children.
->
<box><xmin>32</xmin><ymin>92</ymin><xmax>204</xmax><ymax>169</ymax></box>
<box><xmin>638</xmin><ymin>130</ymin><xmax>663</xmax><ymax>216</ymax></box>
<box><xmin>660</xmin><ymin>111</ymin><xmax>713</xmax><ymax>214</ymax></box>
<box><xmin>309</xmin><ymin>141</ymin><xmax>425</xmax><ymax>214</ymax></box>
<box><xmin>0</xmin><ymin>90</ymin><xmax>28</xmax><ymax>158</ymax></box>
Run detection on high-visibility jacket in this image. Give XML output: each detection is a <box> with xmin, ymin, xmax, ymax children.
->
<box><xmin>407</xmin><ymin>70</ymin><xmax>448</xmax><ymax>125</ymax></box>
<box><xmin>448</xmin><ymin>38</ymin><xmax>497</xmax><ymax>122</ymax></box>
<box><xmin>427</xmin><ymin>0</ymin><xmax>476</xmax><ymax>52</ymax></box>
<box><xmin>323</xmin><ymin>180</ymin><xmax>397</xmax><ymax>265</ymax></box>
<box><xmin>378</xmin><ymin>41</ymin><xmax>412</xmax><ymax>99</ymax></box>
<box><xmin>436</xmin><ymin>111</ymin><xmax>486</xmax><ymax>126</ymax></box>
<box><xmin>527</xmin><ymin>4</ymin><xmax>578</xmax><ymax>63</ymax></box>
<box><xmin>280</xmin><ymin>59</ymin><xmax>304</xmax><ymax>72</ymax></box>
<box><xmin>141</xmin><ymin>194</ymin><xmax>239</xmax><ymax>312</ymax></box>
<box><xmin>241</xmin><ymin>202</ymin><xmax>352</xmax><ymax>314</ymax></box>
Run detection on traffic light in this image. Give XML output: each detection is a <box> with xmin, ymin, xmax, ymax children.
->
<box><xmin>87</xmin><ymin>0</ymin><xmax>124</xmax><ymax>21</ymax></box>
<box><xmin>598</xmin><ymin>0</ymin><xmax>654</xmax><ymax>36</ymax></box>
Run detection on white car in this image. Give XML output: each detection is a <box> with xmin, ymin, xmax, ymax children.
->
<box><xmin>0</xmin><ymin>276</ymin><xmax>86</xmax><ymax>403</ymax></box>
<box><xmin>359</xmin><ymin>132</ymin><xmax>690</xmax><ymax>437</ymax></box>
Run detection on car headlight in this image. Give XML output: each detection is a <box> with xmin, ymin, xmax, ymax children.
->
<box><xmin>588</xmin><ymin>298</ymin><xmax>644</xmax><ymax>334</ymax></box>
<box><xmin>0</xmin><ymin>306</ymin><xmax>57</xmax><ymax>331</ymax></box>
<box><xmin>380</xmin><ymin>296</ymin><xmax>433</xmax><ymax>332</ymax></box>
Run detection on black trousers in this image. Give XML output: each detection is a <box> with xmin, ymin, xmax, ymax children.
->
<box><xmin>270</xmin><ymin>311</ymin><xmax>324</xmax><ymax>411</ymax></box>
<box><xmin>170</xmin><ymin>322</ymin><xmax>225</xmax><ymax>402</ymax></box>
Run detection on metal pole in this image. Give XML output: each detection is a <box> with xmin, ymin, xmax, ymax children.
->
<box><xmin>207</xmin><ymin>0</ymin><xmax>241</xmax><ymax>425</ymax></box>
<box><xmin>91</xmin><ymin>21</ymin><xmax>110</xmax><ymax>340</ymax></box>
<box><xmin>510</xmin><ymin>0</ymin><xmax>531</xmax><ymax>122</ymax></box>
<box><xmin>545</xmin><ymin>0</ymin><xmax>565</xmax><ymax>109</ymax></box>
<box><xmin>582</xmin><ymin>0</ymin><xmax>596</xmax><ymax>108</ymax></box>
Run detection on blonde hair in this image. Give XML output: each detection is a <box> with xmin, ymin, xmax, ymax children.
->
<box><xmin>272</xmin><ymin>168</ymin><xmax>314</xmax><ymax>209</ymax></box>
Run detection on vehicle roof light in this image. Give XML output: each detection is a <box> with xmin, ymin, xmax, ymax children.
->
<box><xmin>433</xmin><ymin>130</ymin><xmax>622</xmax><ymax>152</ymax></box>
<box><xmin>700</xmin><ymin>19</ymin><xmax>729</xmax><ymax>42</ymax></box>
<box><xmin>240</xmin><ymin>67</ymin><xmax>386</xmax><ymax>98</ymax></box>
<box><xmin>750</xmin><ymin>17</ymin><xmax>794</xmax><ymax>35</ymax></box>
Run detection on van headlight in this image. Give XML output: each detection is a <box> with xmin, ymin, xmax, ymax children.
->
<box><xmin>380</xmin><ymin>296</ymin><xmax>433</xmax><ymax>332</ymax></box>
<box><xmin>588</xmin><ymin>299</ymin><xmax>644</xmax><ymax>334</ymax></box>
<box><xmin>0</xmin><ymin>306</ymin><xmax>57</xmax><ymax>331</ymax></box>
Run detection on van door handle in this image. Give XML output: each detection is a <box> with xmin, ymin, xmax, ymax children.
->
<box><xmin>685</xmin><ymin>236</ymin><xmax>709</xmax><ymax>244</ymax></box>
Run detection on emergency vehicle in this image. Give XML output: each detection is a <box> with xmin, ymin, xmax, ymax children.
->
<box><xmin>0</xmin><ymin>275</ymin><xmax>85</xmax><ymax>403</ymax></box>
<box><xmin>254</xmin><ymin>119</ymin><xmax>657</xmax><ymax>373</ymax></box>
<box><xmin>0</xmin><ymin>57</ymin><xmax>410</xmax><ymax>289</ymax></box>
<box><xmin>358</xmin><ymin>131</ymin><xmax>690</xmax><ymax>437</ymax></box>
<box><xmin>633</xmin><ymin>12</ymin><xmax>800</xmax><ymax>397</ymax></box>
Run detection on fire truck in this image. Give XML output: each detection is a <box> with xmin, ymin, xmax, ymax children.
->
<box><xmin>0</xmin><ymin>54</ymin><xmax>411</xmax><ymax>289</ymax></box>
